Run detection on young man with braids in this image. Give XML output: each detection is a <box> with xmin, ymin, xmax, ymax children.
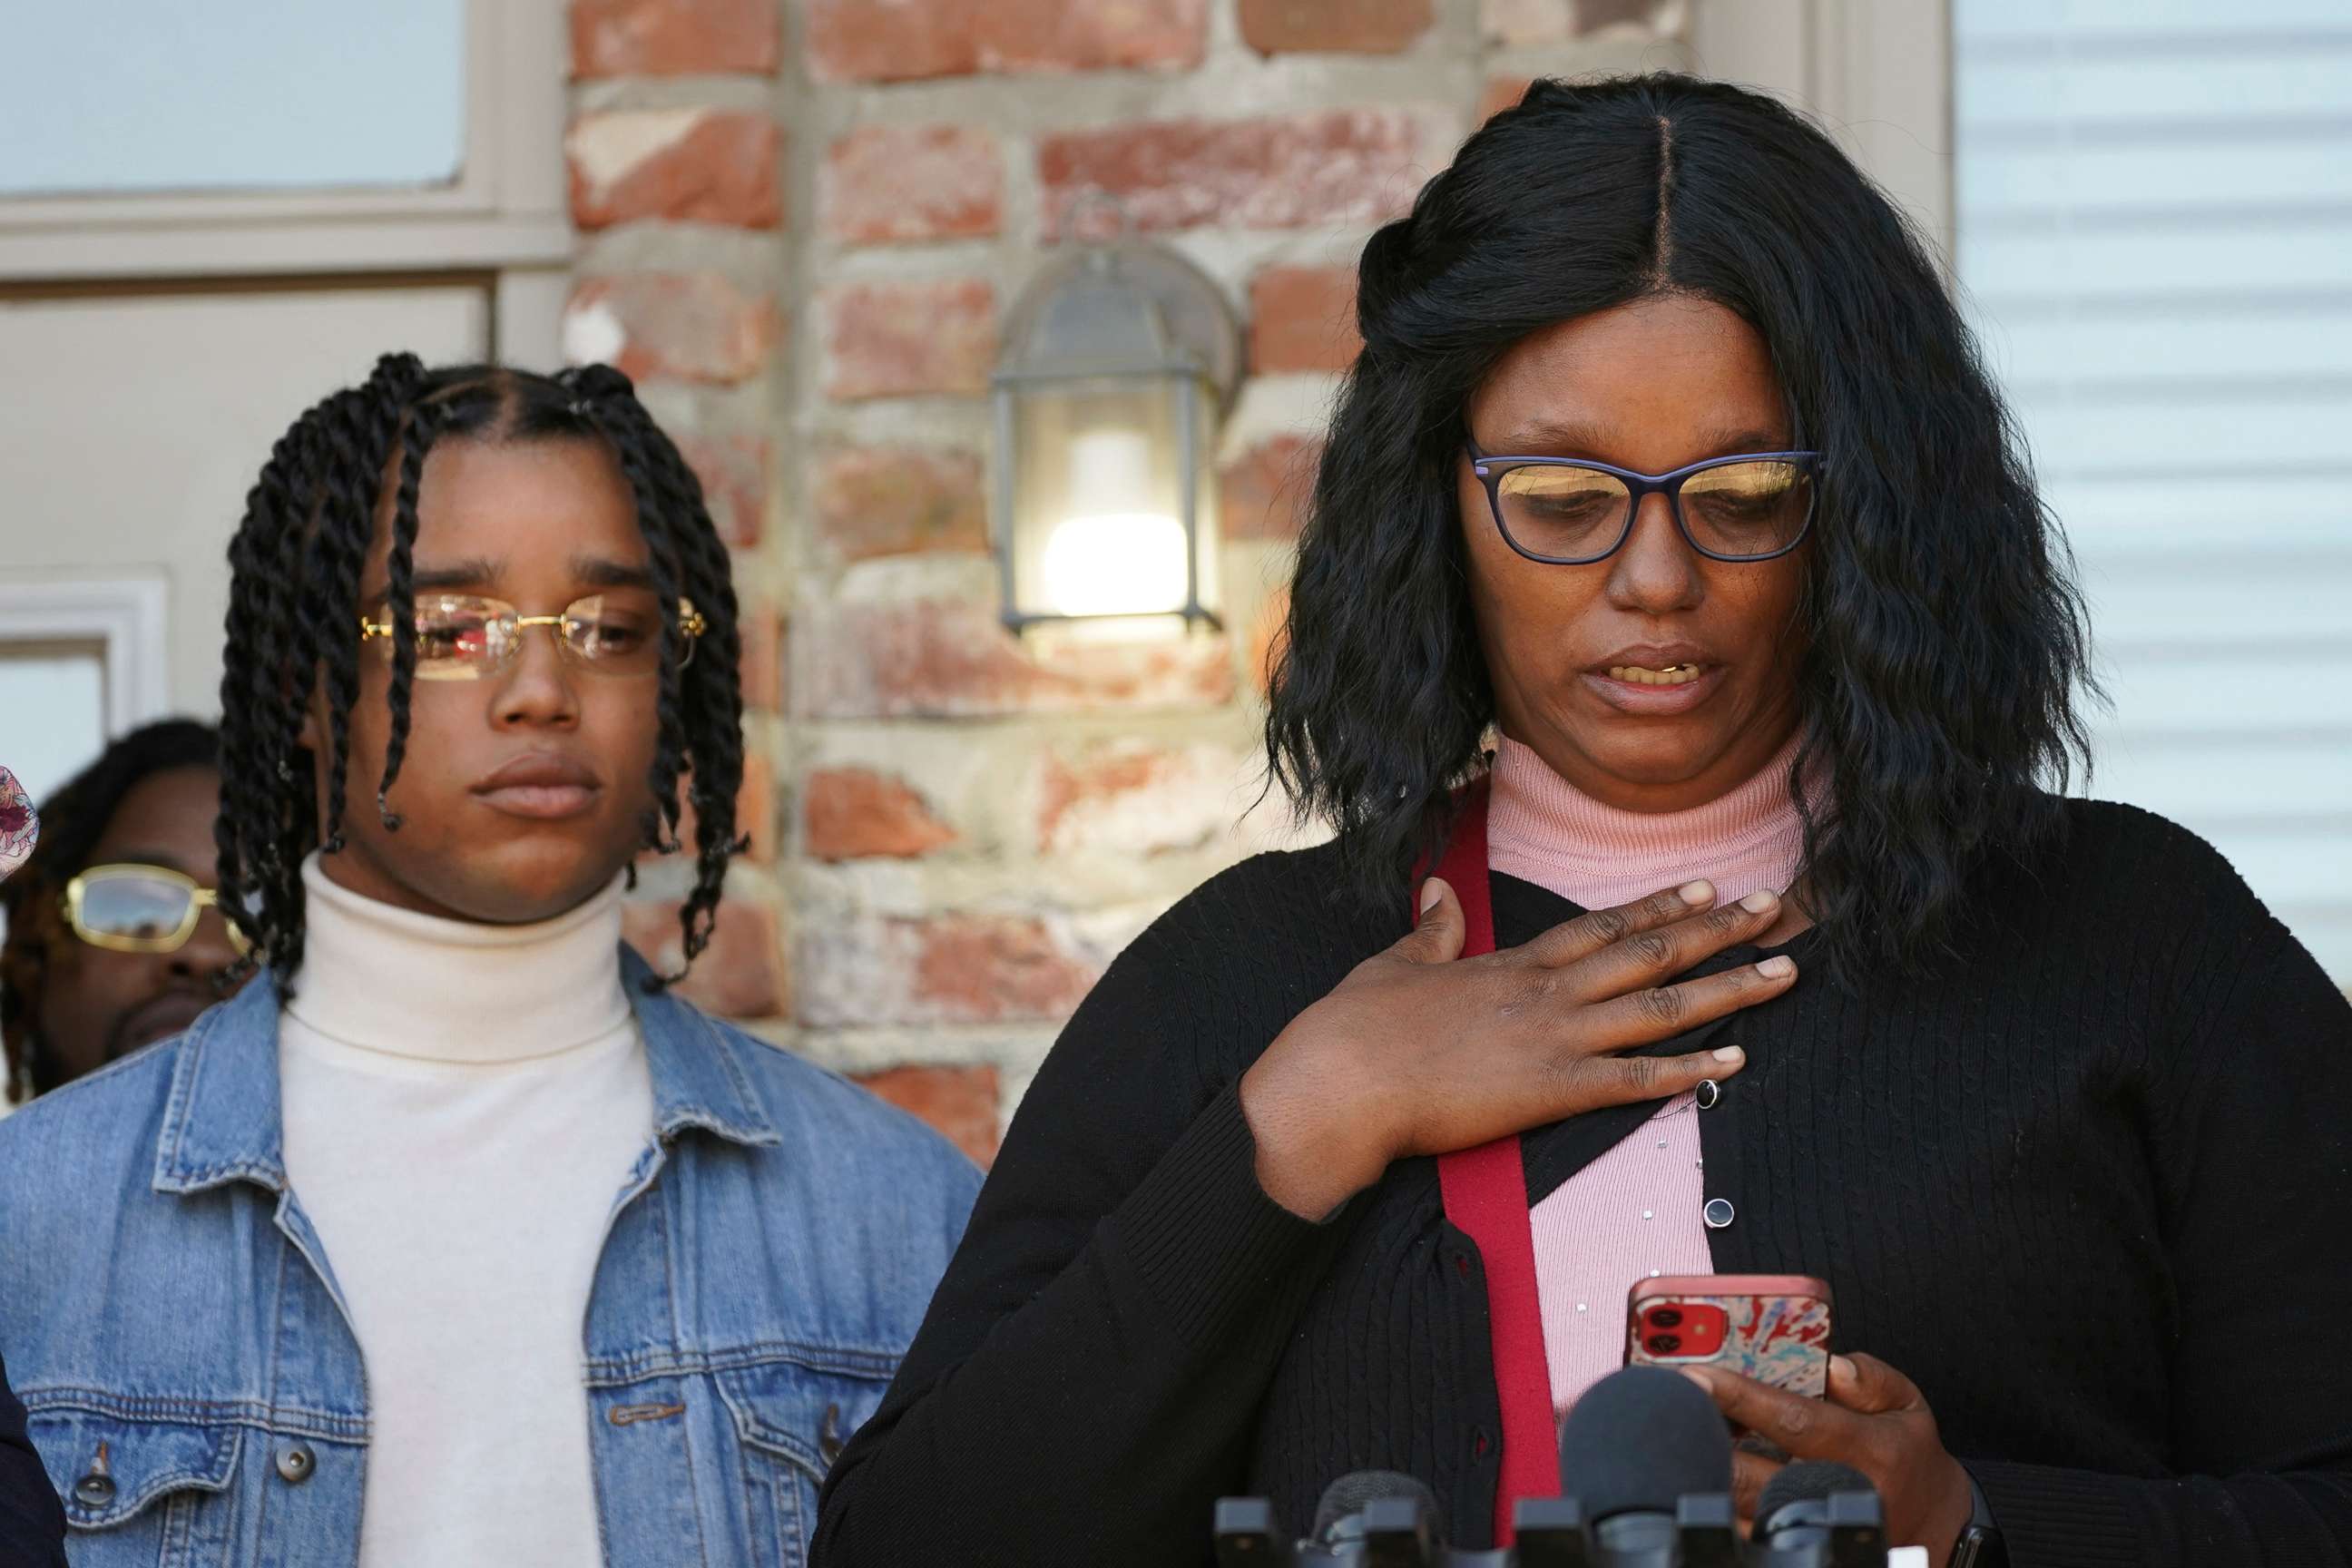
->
<box><xmin>0</xmin><ymin>358</ymin><xmax>980</xmax><ymax>1567</ymax></box>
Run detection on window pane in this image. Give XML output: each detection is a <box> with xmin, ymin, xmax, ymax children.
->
<box><xmin>0</xmin><ymin>0</ymin><xmax>464</xmax><ymax>197</ymax></box>
<box><xmin>0</xmin><ymin>647</ymin><xmax>106</xmax><ymax>808</ymax></box>
<box><xmin>1955</xmin><ymin>0</ymin><xmax>2352</xmax><ymax>979</ymax></box>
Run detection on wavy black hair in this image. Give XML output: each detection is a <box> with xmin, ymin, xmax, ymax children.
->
<box><xmin>215</xmin><ymin>355</ymin><xmax>745</xmax><ymax>992</ymax></box>
<box><xmin>0</xmin><ymin>719</ymin><xmax>221</xmax><ymax>1101</ymax></box>
<box><xmin>1266</xmin><ymin>74</ymin><xmax>2096</xmax><ymax>975</ymax></box>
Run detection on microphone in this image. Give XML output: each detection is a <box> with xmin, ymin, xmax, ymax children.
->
<box><xmin>1289</xmin><ymin>1470</ymin><xmax>1444</xmax><ymax>1565</ymax></box>
<box><xmin>1753</xmin><ymin>1461</ymin><xmax>1886</xmax><ymax>1567</ymax></box>
<box><xmin>1311</xmin><ymin>1471</ymin><xmax>1444</xmax><ymax>1548</ymax></box>
<box><xmin>1555</xmin><ymin>1365</ymin><xmax>1734</xmax><ymax>1557</ymax></box>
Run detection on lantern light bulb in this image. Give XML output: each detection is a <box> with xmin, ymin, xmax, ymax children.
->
<box><xmin>1042</xmin><ymin>428</ymin><xmax>1189</xmax><ymax>618</ymax></box>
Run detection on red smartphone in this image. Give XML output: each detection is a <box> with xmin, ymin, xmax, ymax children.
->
<box><xmin>1624</xmin><ymin>1273</ymin><xmax>1834</xmax><ymax>1398</ymax></box>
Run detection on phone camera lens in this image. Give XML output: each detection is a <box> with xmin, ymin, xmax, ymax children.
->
<box><xmin>1646</xmin><ymin>1333</ymin><xmax>1682</xmax><ymax>1355</ymax></box>
<box><xmin>1648</xmin><ymin>1308</ymin><xmax>1683</xmax><ymax>1329</ymax></box>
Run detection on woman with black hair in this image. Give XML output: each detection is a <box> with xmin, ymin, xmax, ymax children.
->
<box><xmin>0</xmin><ymin>358</ymin><xmax>978</xmax><ymax>1566</ymax></box>
<box><xmin>816</xmin><ymin>74</ymin><xmax>2352</xmax><ymax>1568</ymax></box>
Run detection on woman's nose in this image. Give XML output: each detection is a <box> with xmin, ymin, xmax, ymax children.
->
<box><xmin>1605</xmin><ymin>493</ymin><xmax>1703</xmax><ymax>613</ymax></box>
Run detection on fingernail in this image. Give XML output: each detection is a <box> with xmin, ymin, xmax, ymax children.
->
<box><xmin>1740</xmin><ymin>888</ymin><xmax>1778</xmax><ymax>913</ymax></box>
<box><xmin>1680</xmin><ymin>1367</ymin><xmax>1715</xmax><ymax>1391</ymax></box>
<box><xmin>1419</xmin><ymin>880</ymin><xmax>1443</xmax><ymax>915</ymax></box>
<box><xmin>1830</xmin><ymin>1354</ymin><xmax>1857</xmax><ymax>1381</ymax></box>
<box><xmin>1679</xmin><ymin>879</ymin><xmax>1714</xmax><ymax>906</ymax></box>
<box><xmin>1712</xmin><ymin>1044</ymin><xmax>1744</xmax><ymax>1063</ymax></box>
<box><xmin>1759</xmin><ymin>956</ymin><xmax>1796</xmax><ymax>979</ymax></box>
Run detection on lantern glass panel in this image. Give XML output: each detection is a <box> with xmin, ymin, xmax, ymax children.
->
<box><xmin>1006</xmin><ymin>373</ymin><xmax>1220</xmax><ymax>626</ymax></box>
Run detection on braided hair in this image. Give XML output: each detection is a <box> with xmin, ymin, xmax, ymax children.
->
<box><xmin>0</xmin><ymin>719</ymin><xmax>221</xmax><ymax>1102</ymax></box>
<box><xmin>214</xmin><ymin>356</ymin><xmax>746</xmax><ymax>992</ymax></box>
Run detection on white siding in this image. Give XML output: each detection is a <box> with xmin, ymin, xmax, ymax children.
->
<box><xmin>1955</xmin><ymin>0</ymin><xmax>2352</xmax><ymax>978</ymax></box>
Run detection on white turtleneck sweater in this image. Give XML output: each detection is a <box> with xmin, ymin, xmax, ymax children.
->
<box><xmin>279</xmin><ymin>855</ymin><xmax>653</xmax><ymax>1567</ymax></box>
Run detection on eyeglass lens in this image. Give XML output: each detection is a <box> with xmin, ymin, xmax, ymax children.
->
<box><xmin>73</xmin><ymin>867</ymin><xmax>252</xmax><ymax>955</ymax></box>
<box><xmin>1494</xmin><ymin>460</ymin><xmax>1813</xmax><ymax>562</ymax></box>
<box><xmin>391</xmin><ymin>594</ymin><xmax>666</xmax><ymax>680</ymax></box>
<box><xmin>76</xmin><ymin>871</ymin><xmax>194</xmax><ymax>944</ymax></box>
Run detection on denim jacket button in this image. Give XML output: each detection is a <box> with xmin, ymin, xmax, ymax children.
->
<box><xmin>276</xmin><ymin>1442</ymin><xmax>317</xmax><ymax>1484</ymax></box>
<box><xmin>72</xmin><ymin>1472</ymin><xmax>115</xmax><ymax>1507</ymax></box>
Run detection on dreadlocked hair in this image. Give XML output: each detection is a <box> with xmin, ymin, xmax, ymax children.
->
<box><xmin>1</xmin><ymin>718</ymin><xmax>220</xmax><ymax>1102</ymax></box>
<box><xmin>214</xmin><ymin>355</ymin><xmax>748</xmax><ymax>995</ymax></box>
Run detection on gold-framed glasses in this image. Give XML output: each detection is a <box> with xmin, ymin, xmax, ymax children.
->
<box><xmin>62</xmin><ymin>864</ymin><xmax>250</xmax><ymax>956</ymax></box>
<box><xmin>358</xmin><ymin>593</ymin><xmax>707</xmax><ymax>681</ymax></box>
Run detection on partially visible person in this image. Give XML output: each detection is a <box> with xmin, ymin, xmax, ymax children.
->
<box><xmin>0</xmin><ymin>720</ymin><xmax>240</xmax><ymax>1102</ymax></box>
<box><xmin>0</xmin><ymin>766</ymin><xmax>67</xmax><ymax>1565</ymax></box>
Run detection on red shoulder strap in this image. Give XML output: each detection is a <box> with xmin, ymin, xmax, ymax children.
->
<box><xmin>1426</xmin><ymin>783</ymin><xmax>1556</xmax><ymax>1544</ymax></box>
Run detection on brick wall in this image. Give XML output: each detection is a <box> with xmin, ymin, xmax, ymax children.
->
<box><xmin>564</xmin><ymin>0</ymin><xmax>1692</xmax><ymax>1164</ymax></box>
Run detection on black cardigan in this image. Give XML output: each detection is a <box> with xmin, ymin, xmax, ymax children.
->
<box><xmin>0</xmin><ymin>1355</ymin><xmax>64</xmax><ymax>1566</ymax></box>
<box><xmin>814</xmin><ymin>800</ymin><xmax>2352</xmax><ymax>1568</ymax></box>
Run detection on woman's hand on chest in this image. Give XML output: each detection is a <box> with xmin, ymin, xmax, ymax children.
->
<box><xmin>1239</xmin><ymin>877</ymin><xmax>1798</xmax><ymax>1220</ymax></box>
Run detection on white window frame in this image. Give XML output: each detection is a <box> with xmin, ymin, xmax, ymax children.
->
<box><xmin>0</xmin><ymin>576</ymin><xmax>172</xmax><ymax>740</ymax></box>
<box><xmin>0</xmin><ymin>0</ymin><xmax>568</xmax><ymax>363</ymax></box>
<box><xmin>1691</xmin><ymin>0</ymin><xmax>1955</xmax><ymax>271</ymax></box>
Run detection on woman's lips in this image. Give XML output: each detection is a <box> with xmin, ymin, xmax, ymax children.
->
<box><xmin>474</xmin><ymin>782</ymin><xmax>602</xmax><ymax>819</ymax></box>
<box><xmin>1583</xmin><ymin>662</ymin><xmax>1726</xmax><ymax>715</ymax></box>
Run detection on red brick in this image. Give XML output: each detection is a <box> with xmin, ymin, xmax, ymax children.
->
<box><xmin>571</xmin><ymin>0</ymin><xmax>781</xmax><ymax>76</ymax></box>
<box><xmin>1220</xmin><ymin>432</ymin><xmax>1322</xmax><ymax>541</ymax></box>
<box><xmin>1249</xmin><ymin>265</ymin><xmax>1362</xmax><ymax>373</ymax></box>
<box><xmin>671</xmin><ymin>431</ymin><xmax>769</xmax><ymax>547</ymax></box>
<box><xmin>805</xmin><ymin>596</ymin><xmax>1236</xmax><ymax>719</ymax></box>
<box><xmin>906</xmin><ymin>914</ymin><xmax>1099</xmax><ymax>1023</ymax></box>
<box><xmin>853</xmin><ymin>1063</ymin><xmax>1002</xmax><ymax>1166</ymax></box>
<box><xmin>805</xmin><ymin>767</ymin><xmax>960</xmax><ymax>861</ymax></box>
<box><xmin>1479</xmin><ymin>73</ymin><xmax>1534</xmax><ymax>122</ymax></box>
<box><xmin>799</xmin><ymin>910</ymin><xmax>1105</xmax><ymax>1029</ymax></box>
<box><xmin>1240</xmin><ymin>0</ymin><xmax>1432</xmax><ymax>54</ymax></box>
<box><xmin>806</xmin><ymin>0</ymin><xmax>1206</xmax><ymax>83</ymax></box>
<box><xmin>812</xmin><ymin>445</ymin><xmax>987</xmax><ymax>563</ymax></box>
<box><xmin>622</xmin><ymin>897</ymin><xmax>788</xmax><ymax>1018</ymax></box>
<box><xmin>737</xmin><ymin>602</ymin><xmax>782</xmax><ymax>711</ymax></box>
<box><xmin>564</xmin><ymin>274</ymin><xmax>780</xmax><ymax>386</ymax></box>
<box><xmin>1038</xmin><ymin>111</ymin><xmax>1423</xmax><ymax>238</ymax></box>
<box><xmin>646</xmin><ymin>749</ymin><xmax>779</xmax><ymax>866</ymax></box>
<box><xmin>568</xmin><ymin>110</ymin><xmax>780</xmax><ymax>230</ymax></box>
<box><xmin>820</xmin><ymin>279</ymin><xmax>996</xmax><ymax>401</ymax></box>
<box><xmin>1035</xmin><ymin>742</ymin><xmax>1241</xmax><ymax>857</ymax></box>
<box><xmin>822</xmin><ymin>125</ymin><xmax>1003</xmax><ymax>245</ymax></box>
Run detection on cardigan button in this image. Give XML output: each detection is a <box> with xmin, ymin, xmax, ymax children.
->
<box><xmin>1702</xmin><ymin>1197</ymin><xmax>1736</xmax><ymax>1229</ymax></box>
<box><xmin>1694</xmin><ymin>1079</ymin><xmax>1721</xmax><ymax>1110</ymax></box>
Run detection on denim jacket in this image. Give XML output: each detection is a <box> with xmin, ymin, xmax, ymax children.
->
<box><xmin>0</xmin><ymin>950</ymin><xmax>981</xmax><ymax>1567</ymax></box>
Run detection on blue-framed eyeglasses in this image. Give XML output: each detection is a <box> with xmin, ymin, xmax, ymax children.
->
<box><xmin>1465</xmin><ymin>442</ymin><xmax>1822</xmax><ymax>565</ymax></box>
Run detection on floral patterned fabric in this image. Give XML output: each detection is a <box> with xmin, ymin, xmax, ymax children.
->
<box><xmin>0</xmin><ymin>767</ymin><xmax>34</xmax><ymax>882</ymax></box>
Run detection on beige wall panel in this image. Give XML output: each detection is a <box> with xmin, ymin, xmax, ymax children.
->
<box><xmin>0</xmin><ymin>284</ymin><xmax>488</xmax><ymax>715</ymax></box>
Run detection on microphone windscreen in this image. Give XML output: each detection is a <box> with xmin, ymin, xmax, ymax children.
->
<box><xmin>1554</xmin><ymin>1365</ymin><xmax>1733</xmax><ymax>1519</ymax></box>
<box><xmin>1309</xmin><ymin>1470</ymin><xmax>1440</xmax><ymax>1542</ymax></box>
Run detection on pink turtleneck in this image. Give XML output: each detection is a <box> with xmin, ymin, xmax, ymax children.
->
<box><xmin>1486</xmin><ymin>730</ymin><xmax>1815</xmax><ymax>1420</ymax></box>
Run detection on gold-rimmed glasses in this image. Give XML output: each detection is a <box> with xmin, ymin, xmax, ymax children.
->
<box><xmin>358</xmin><ymin>593</ymin><xmax>707</xmax><ymax>681</ymax></box>
<box><xmin>62</xmin><ymin>864</ymin><xmax>250</xmax><ymax>956</ymax></box>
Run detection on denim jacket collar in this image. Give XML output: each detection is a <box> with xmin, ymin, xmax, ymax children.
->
<box><xmin>152</xmin><ymin>945</ymin><xmax>779</xmax><ymax>1196</ymax></box>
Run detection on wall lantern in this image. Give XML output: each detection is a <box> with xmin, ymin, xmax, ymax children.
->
<box><xmin>993</xmin><ymin>220</ymin><xmax>1241</xmax><ymax>636</ymax></box>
